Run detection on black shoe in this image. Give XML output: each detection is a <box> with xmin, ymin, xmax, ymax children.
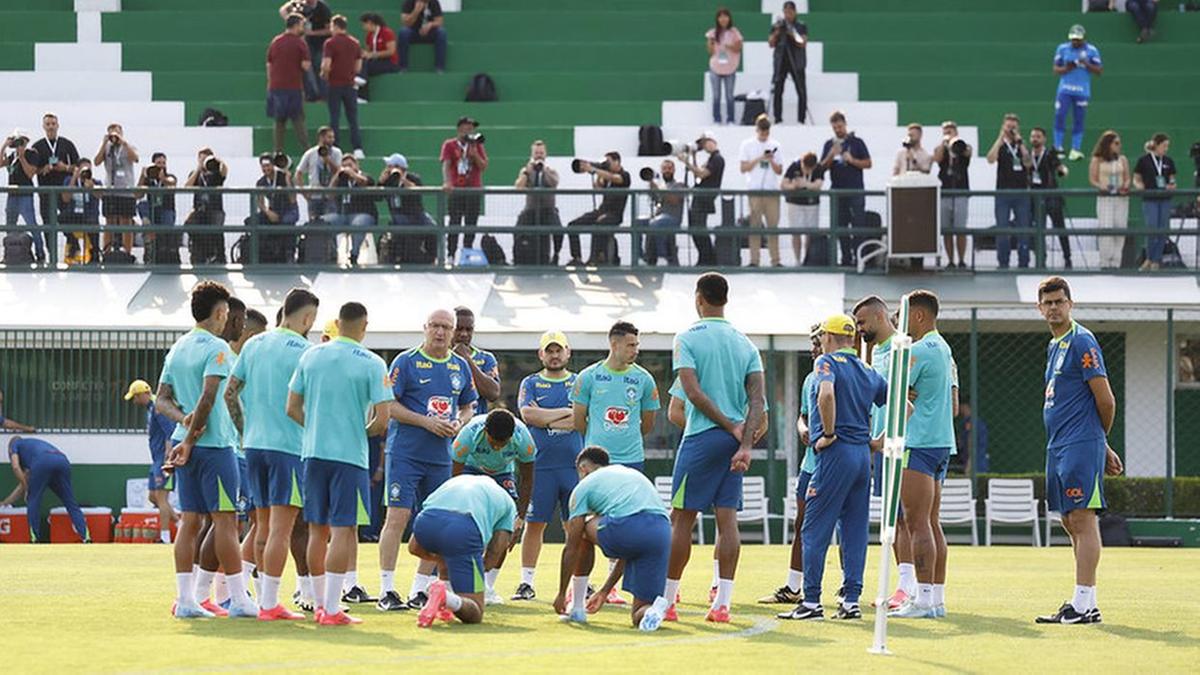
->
<box><xmin>757</xmin><ymin>585</ymin><xmax>802</xmax><ymax>604</ymax></box>
<box><xmin>834</xmin><ymin>603</ymin><xmax>862</xmax><ymax>620</ymax></box>
<box><xmin>835</xmin><ymin>586</ymin><xmax>846</xmax><ymax>604</ymax></box>
<box><xmin>566</xmin><ymin>257</ymin><xmax>583</xmax><ymax>267</ymax></box>
<box><xmin>1064</xmin><ymin>258</ymin><xmax>1073</xmax><ymax>270</ymax></box>
<box><xmin>585</xmin><ymin>584</ymin><xmax>596</xmax><ymax>599</ymax></box>
<box><xmin>342</xmin><ymin>585</ymin><xmax>376</xmax><ymax>604</ymax></box>
<box><xmin>778</xmin><ymin>603</ymin><xmax>824</xmax><ymax>621</ymax></box>
<box><xmin>511</xmin><ymin>582</ymin><xmax>536</xmax><ymax>601</ymax></box>
<box><xmin>377</xmin><ymin>590</ymin><xmax>410</xmax><ymax>612</ymax></box>
<box><xmin>957</xmin><ymin>261</ymin><xmax>967</xmax><ymax>269</ymax></box>
<box><xmin>406</xmin><ymin>590</ymin><xmax>428</xmax><ymax>610</ymax></box>
<box><xmin>1035</xmin><ymin>601</ymin><xmax>1098</xmax><ymax>624</ymax></box>
<box><xmin>295</xmin><ymin>592</ymin><xmax>315</xmax><ymax>613</ymax></box>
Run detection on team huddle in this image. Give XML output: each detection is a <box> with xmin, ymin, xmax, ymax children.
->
<box><xmin>153</xmin><ymin>272</ymin><xmax>1119</xmax><ymax>630</ymax></box>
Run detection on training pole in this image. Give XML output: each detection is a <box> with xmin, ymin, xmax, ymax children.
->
<box><xmin>869</xmin><ymin>293</ymin><xmax>913</xmax><ymax>656</ymax></box>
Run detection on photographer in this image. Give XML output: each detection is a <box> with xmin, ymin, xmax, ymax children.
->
<box><xmin>2</xmin><ymin>129</ymin><xmax>44</xmax><ymax>262</ymax></box>
<box><xmin>379</xmin><ymin>153</ymin><xmax>437</xmax><ymax>264</ymax></box>
<box><xmin>1029</xmin><ymin>127</ymin><xmax>1073</xmax><ymax>270</ymax></box>
<box><xmin>329</xmin><ymin>155</ymin><xmax>377</xmax><ymax>266</ymax></box>
<box><xmin>643</xmin><ymin>159</ymin><xmax>686</xmax><ymax>267</ymax></box>
<box><xmin>739</xmin><ymin>114</ymin><xmax>783</xmax><ymax>267</ymax></box>
<box><xmin>781</xmin><ymin>151</ymin><xmax>824</xmax><ymax>266</ymax></box>
<box><xmin>514</xmin><ymin>140</ymin><xmax>561</xmax><ymax>265</ymax></box>
<box><xmin>440</xmin><ymin>116</ymin><xmax>488</xmax><ymax>260</ymax></box>
<box><xmin>33</xmin><ymin>113</ymin><xmax>79</xmax><ymax>261</ymax></box>
<box><xmin>892</xmin><ymin>123</ymin><xmax>932</xmax><ymax>175</ymax></box>
<box><xmin>93</xmin><ymin>122</ymin><xmax>139</xmax><ymax>257</ymax></box>
<box><xmin>682</xmin><ymin>131</ymin><xmax>723</xmax><ymax>266</ymax></box>
<box><xmin>136</xmin><ymin>153</ymin><xmax>178</xmax><ymax>264</ymax></box>
<box><xmin>768</xmin><ymin>1</ymin><xmax>807</xmax><ymax>124</ymax></box>
<box><xmin>59</xmin><ymin>160</ymin><xmax>102</xmax><ymax>264</ymax></box>
<box><xmin>1132</xmin><ymin>133</ymin><xmax>1178</xmax><ymax>271</ymax></box>
<box><xmin>294</xmin><ymin>126</ymin><xmax>342</xmax><ymax>221</ymax></box>
<box><xmin>252</xmin><ymin>152</ymin><xmax>299</xmax><ymax>264</ymax></box>
<box><xmin>820</xmin><ymin>110</ymin><xmax>872</xmax><ymax>266</ymax></box>
<box><xmin>567</xmin><ymin>151</ymin><xmax>630</xmax><ymax>266</ymax></box>
<box><xmin>183</xmin><ymin>147</ymin><xmax>229</xmax><ymax>264</ymax></box>
<box><xmin>268</xmin><ymin>13</ymin><xmax>312</xmax><ymax>151</ymax></box>
<box><xmin>986</xmin><ymin>113</ymin><xmax>1033</xmax><ymax>269</ymax></box>
<box><xmin>932</xmin><ymin>121</ymin><xmax>973</xmax><ymax>270</ymax></box>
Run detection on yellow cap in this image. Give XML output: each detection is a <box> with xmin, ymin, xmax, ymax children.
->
<box><xmin>124</xmin><ymin>379</ymin><xmax>152</xmax><ymax>400</ymax></box>
<box><xmin>819</xmin><ymin>313</ymin><xmax>857</xmax><ymax>337</ymax></box>
<box><xmin>539</xmin><ymin>330</ymin><xmax>569</xmax><ymax>350</ymax></box>
<box><xmin>322</xmin><ymin>319</ymin><xmax>339</xmax><ymax>339</ymax></box>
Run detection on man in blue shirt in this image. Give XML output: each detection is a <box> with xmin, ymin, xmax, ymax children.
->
<box><xmin>125</xmin><ymin>379</ymin><xmax>177</xmax><ymax>544</ymax></box>
<box><xmin>514</xmin><ymin>330</ymin><xmax>582</xmax><ymax>601</ymax></box>
<box><xmin>1034</xmin><ymin>277</ymin><xmax>1121</xmax><ymax>625</ymax></box>
<box><xmin>378</xmin><ymin>308</ymin><xmax>478</xmax><ymax>612</ymax></box>
<box><xmin>1052</xmin><ymin>25</ymin><xmax>1103</xmax><ymax>161</ymax></box>
<box><xmin>778</xmin><ymin>314</ymin><xmax>887</xmax><ymax>622</ymax></box>
<box><xmin>819</xmin><ymin>111</ymin><xmax>872</xmax><ymax>267</ymax></box>
<box><xmin>453</xmin><ymin>306</ymin><xmax>500</xmax><ymax>416</ymax></box>
<box><xmin>1</xmin><ymin>437</ymin><xmax>89</xmax><ymax>543</ymax></box>
<box><xmin>666</xmin><ymin>273</ymin><xmax>764</xmax><ymax>624</ymax></box>
<box><xmin>288</xmin><ymin>301</ymin><xmax>393</xmax><ymax>626</ymax></box>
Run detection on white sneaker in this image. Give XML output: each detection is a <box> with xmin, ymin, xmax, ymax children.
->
<box><xmin>484</xmin><ymin>587</ymin><xmax>504</xmax><ymax>606</ymax></box>
<box><xmin>639</xmin><ymin>596</ymin><xmax>671</xmax><ymax>632</ymax></box>
<box><xmin>354</xmin><ymin>75</ymin><xmax>367</xmax><ymax>87</ymax></box>
<box><xmin>352</xmin><ymin>148</ymin><xmax>365</xmax><ymax>160</ymax></box>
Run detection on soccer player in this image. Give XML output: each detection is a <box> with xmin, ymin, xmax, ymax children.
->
<box><xmin>514</xmin><ymin>330</ymin><xmax>583</xmax><ymax>601</ymax></box>
<box><xmin>287</xmin><ymin>301</ymin><xmax>392</xmax><ymax>626</ymax></box>
<box><xmin>408</xmin><ymin>474</ymin><xmax>518</xmax><ymax>627</ymax></box>
<box><xmin>125</xmin><ymin>379</ymin><xmax>177</xmax><ymax>543</ymax></box>
<box><xmin>226</xmin><ymin>288</ymin><xmax>319</xmax><ymax>621</ymax></box>
<box><xmin>665</xmin><ymin>272</ymin><xmax>765</xmax><ymax>623</ymax></box>
<box><xmin>449</xmin><ymin>409</ymin><xmax>535</xmax><ymax>604</ymax></box>
<box><xmin>571</xmin><ymin>320</ymin><xmax>660</xmax><ymax>604</ymax></box>
<box><xmin>1</xmin><ymin>436</ymin><xmax>89</xmax><ymax>543</ymax></box>
<box><xmin>778</xmin><ymin>314</ymin><xmax>887</xmax><ymax>621</ymax></box>
<box><xmin>1034</xmin><ymin>277</ymin><xmax>1121</xmax><ymax>625</ymax></box>
<box><xmin>377</xmin><ymin>308</ymin><xmax>478</xmax><ymax>611</ymax></box>
<box><xmin>554</xmin><ymin>446</ymin><xmax>672</xmax><ymax>631</ymax></box>
<box><xmin>230</xmin><ymin>301</ymin><xmax>267</xmax><ymax>593</ymax></box>
<box><xmin>155</xmin><ymin>280</ymin><xmax>257</xmax><ymax>619</ymax></box>
<box><xmin>453</xmin><ymin>306</ymin><xmax>500</xmax><ymax>415</ymax></box>
<box><xmin>890</xmin><ymin>290</ymin><xmax>956</xmax><ymax>619</ymax></box>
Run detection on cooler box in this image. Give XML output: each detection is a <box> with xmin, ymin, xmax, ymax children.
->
<box><xmin>116</xmin><ymin>507</ymin><xmax>176</xmax><ymax>543</ymax></box>
<box><xmin>49</xmin><ymin>506</ymin><xmax>113</xmax><ymax>543</ymax></box>
<box><xmin>0</xmin><ymin>506</ymin><xmax>31</xmax><ymax>543</ymax></box>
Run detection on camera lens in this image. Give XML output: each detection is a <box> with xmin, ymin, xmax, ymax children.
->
<box><xmin>639</xmin><ymin>167</ymin><xmax>655</xmax><ymax>181</ymax></box>
<box><xmin>205</xmin><ymin>157</ymin><xmax>220</xmax><ymax>172</ymax></box>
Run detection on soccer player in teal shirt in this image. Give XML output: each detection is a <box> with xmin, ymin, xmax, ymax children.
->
<box><xmin>408</xmin><ymin>474</ymin><xmax>518</xmax><ymax>628</ymax></box>
<box><xmin>287</xmin><ymin>301</ymin><xmax>393</xmax><ymax>626</ymax></box>
<box><xmin>554</xmin><ymin>447</ymin><xmax>672</xmax><ymax>632</ymax></box>
<box><xmin>226</xmin><ymin>288</ymin><xmax>319</xmax><ymax>621</ymax></box>
<box><xmin>453</xmin><ymin>306</ymin><xmax>501</xmax><ymax>415</ymax></box>
<box><xmin>155</xmin><ymin>281</ymin><xmax>256</xmax><ymax>619</ymax></box>
<box><xmin>1034</xmin><ymin>277</ymin><xmax>1121</xmax><ymax>625</ymax></box>
<box><xmin>666</xmin><ymin>273</ymin><xmax>765</xmax><ymax>624</ymax></box>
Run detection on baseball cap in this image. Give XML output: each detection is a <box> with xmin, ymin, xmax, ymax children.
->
<box><xmin>539</xmin><ymin>330</ymin><xmax>569</xmax><ymax>350</ymax></box>
<box><xmin>322</xmin><ymin>319</ymin><xmax>339</xmax><ymax>339</ymax></box>
<box><xmin>1068</xmin><ymin>24</ymin><xmax>1086</xmax><ymax>40</ymax></box>
<box><xmin>384</xmin><ymin>153</ymin><xmax>408</xmax><ymax>169</ymax></box>
<box><xmin>457</xmin><ymin>116</ymin><xmax>479</xmax><ymax>128</ymax></box>
<box><xmin>819</xmin><ymin>313</ymin><xmax>857</xmax><ymax>337</ymax></box>
<box><xmin>124</xmin><ymin>379</ymin><xmax>152</xmax><ymax>400</ymax></box>
<box><xmin>695</xmin><ymin>130</ymin><xmax>717</xmax><ymax>144</ymax></box>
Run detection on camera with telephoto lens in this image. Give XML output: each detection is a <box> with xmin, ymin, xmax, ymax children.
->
<box><xmin>286</xmin><ymin>1</ymin><xmax>305</xmax><ymax>14</ymax></box>
<box><xmin>663</xmin><ymin>139</ymin><xmax>697</xmax><ymax>158</ymax></box>
<box><xmin>204</xmin><ymin>156</ymin><xmax>221</xmax><ymax>173</ymax></box>
<box><xmin>146</xmin><ymin>166</ymin><xmax>161</xmax><ymax>180</ymax></box>
<box><xmin>108</xmin><ymin>133</ymin><xmax>121</xmax><ymax>146</ymax></box>
<box><xmin>8</xmin><ymin>134</ymin><xmax>28</xmax><ymax>148</ymax></box>
<box><xmin>273</xmin><ymin>152</ymin><xmax>291</xmax><ymax>170</ymax></box>
<box><xmin>532</xmin><ymin>160</ymin><xmax>544</xmax><ymax>172</ymax></box>
<box><xmin>466</xmin><ymin>132</ymin><xmax>485</xmax><ymax>144</ymax></box>
<box><xmin>79</xmin><ymin>167</ymin><xmax>92</xmax><ymax>182</ymax></box>
<box><xmin>639</xmin><ymin>167</ymin><xmax>656</xmax><ymax>181</ymax></box>
<box><xmin>949</xmin><ymin>138</ymin><xmax>968</xmax><ymax>157</ymax></box>
<box><xmin>902</xmin><ymin>138</ymin><xmax>917</xmax><ymax>149</ymax></box>
<box><xmin>318</xmin><ymin>145</ymin><xmax>330</xmax><ymax>158</ymax></box>
<box><xmin>571</xmin><ymin>158</ymin><xmax>611</xmax><ymax>174</ymax></box>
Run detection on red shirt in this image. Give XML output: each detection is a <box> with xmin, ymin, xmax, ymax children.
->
<box><xmin>440</xmin><ymin>138</ymin><xmax>488</xmax><ymax>188</ymax></box>
<box><xmin>322</xmin><ymin>33</ymin><xmax>361</xmax><ymax>87</ymax></box>
<box><xmin>365</xmin><ymin>26</ymin><xmax>399</xmax><ymax>65</ymax></box>
<box><xmin>267</xmin><ymin>32</ymin><xmax>308</xmax><ymax>91</ymax></box>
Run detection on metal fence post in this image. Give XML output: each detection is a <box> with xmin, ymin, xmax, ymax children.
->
<box><xmin>1032</xmin><ymin>195</ymin><xmax>1046</xmax><ymax>269</ymax></box>
<box><xmin>828</xmin><ymin>191</ymin><xmax>839</xmax><ymax>267</ymax></box>
<box><xmin>630</xmin><ymin>192</ymin><xmax>641</xmax><ymax>268</ymax></box>
<box><xmin>969</xmin><ymin>308</ymin><xmax>980</xmax><ymax>489</ymax></box>
<box><xmin>1165</xmin><ymin>308</ymin><xmax>1175</xmax><ymax>519</ymax></box>
<box><xmin>436</xmin><ymin>190</ymin><xmax>447</xmax><ymax>266</ymax></box>
<box><xmin>247</xmin><ymin>189</ymin><xmax>260</xmax><ymax>265</ymax></box>
<box><xmin>46</xmin><ymin>189</ymin><xmax>59</xmax><ymax>266</ymax></box>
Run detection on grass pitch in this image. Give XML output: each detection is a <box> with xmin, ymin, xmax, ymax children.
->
<box><xmin>3</xmin><ymin>543</ymin><xmax>1196</xmax><ymax>673</ymax></box>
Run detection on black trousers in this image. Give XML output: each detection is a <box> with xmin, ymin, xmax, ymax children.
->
<box><xmin>1035</xmin><ymin>194</ymin><xmax>1072</xmax><ymax>262</ymax></box>
<box><xmin>687</xmin><ymin>207</ymin><xmax>716</xmax><ymax>265</ymax></box>
<box><xmin>447</xmin><ymin>192</ymin><xmax>482</xmax><ymax>257</ymax></box>
<box><xmin>568</xmin><ymin>209</ymin><xmax>623</xmax><ymax>265</ymax></box>
<box><xmin>515</xmin><ymin>206</ymin><xmax>563</xmax><ymax>265</ymax></box>
<box><xmin>772</xmin><ymin>61</ymin><xmax>807</xmax><ymax>124</ymax></box>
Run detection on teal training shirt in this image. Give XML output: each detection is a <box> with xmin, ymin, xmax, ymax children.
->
<box><xmin>799</xmin><ymin>370</ymin><xmax>818</xmax><ymax>474</ymax></box>
<box><xmin>906</xmin><ymin>331</ymin><xmax>956</xmax><ymax>450</ymax></box>
<box><xmin>450</xmin><ymin>413</ymin><xmax>537</xmax><ymax>474</ymax></box>
<box><xmin>569</xmin><ymin>465</ymin><xmax>669</xmax><ymax>521</ymax></box>
<box><xmin>870</xmin><ymin>337</ymin><xmax>893</xmax><ymax>438</ymax></box>
<box><xmin>672</xmin><ymin>318</ymin><xmax>763</xmax><ymax>438</ymax></box>
<box><xmin>423</xmin><ymin>474</ymin><xmax>518</xmax><ymax>547</ymax></box>
<box><xmin>158</xmin><ymin>327</ymin><xmax>238</xmax><ymax>449</ymax></box>
<box><xmin>570</xmin><ymin>360</ymin><xmax>660</xmax><ymax>464</ymax></box>
<box><xmin>231</xmin><ymin>328</ymin><xmax>309</xmax><ymax>454</ymax></box>
<box><xmin>288</xmin><ymin>336</ymin><xmax>392</xmax><ymax>469</ymax></box>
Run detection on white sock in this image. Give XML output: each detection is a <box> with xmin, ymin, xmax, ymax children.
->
<box><xmin>325</xmin><ymin>573</ymin><xmax>345</xmax><ymax>615</ymax></box>
<box><xmin>295</xmin><ymin>575</ymin><xmax>304</xmax><ymax>596</ymax></box>
<box><xmin>663</xmin><ymin>578</ymin><xmax>681</xmax><ymax>605</ymax></box>
<box><xmin>213</xmin><ymin>573</ymin><xmax>229</xmax><ymax>604</ymax></box>
<box><xmin>445</xmin><ymin>587</ymin><xmax>464</xmax><ymax>611</ymax></box>
<box><xmin>299</xmin><ymin>575</ymin><xmax>314</xmax><ymax>601</ymax></box>
<box><xmin>176</xmin><ymin>572</ymin><xmax>195</xmax><ymax>605</ymax></box>
<box><xmin>192</xmin><ymin>563</ymin><xmax>201</xmax><ymax>576</ymax></box>
<box><xmin>898</xmin><ymin>563</ymin><xmax>917</xmax><ymax>594</ymax></box>
<box><xmin>160</xmin><ymin>529</ymin><xmax>172</xmax><ymax>544</ymax></box>
<box><xmin>932</xmin><ymin>583</ymin><xmax>945</xmax><ymax>607</ymax></box>
<box><xmin>485</xmin><ymin>568</ymin><xmax>500</xmax><ymax>592</ymax></box>
<box><xmin>521</xmin><ymin>567</ymin><xmax>536</xmax><ymax>586</ymax></box>
<box><xmin>226</xmin><ymin>569</ymin><xmax>250</xmax><ymax>608</ymax></box>
<box><xmin>571</xmin><ymin>576</ymin><xmax>589</xmax><ymax>610</ymax></box>
<box><xmin>711</xmin><ymin>559</ymin><xmax>721</xmax><ymax>588</ymax></box>
<box><xmin>380</xmin><ymin>570</ymin><xmax>395</xmax><ymax>594</ymax></box>
<box><xmin>609</xmin><ymin>558</ymin><xmax>618</xmax><ymax>575</ymax></box>
<box><xmin>917</xmin><ymin>583</ymin><xmax>934</xmax><ymax>608</ymax></box>
<box><xmin>194</xmin><ymin>569</ymin><xmax>216</xmax><ymax>602</ymax></box>
<box><xmin>787</xmin><ymin>568</ymin><xmax>804</xmax><ymax>592</ymax></box>
<box><xmin>714</xmin><ymin>578</ymin><xmax>734</xmax><ymax>609</ymax></box>
<box><xmin>260</xmin><ymin>574</ymin><xmax>281</xmax><ymax>611</ymax></box>
<box><xmin>312</xmin><ymin>574</ymin><xmax>326</xmax><ymax>610</ymax></box>
<box><xmin>346</xmin><ymin>570</ymin><xmax>358</xmax><ymax>590</ymax></box>
<box><xmin>1072</xmin><ymin>585</ymin><xmax>1095</xmax><ymax>613</ymax></box>
<box><xmin>411</xmin><ymin>572</ymin><xmax>434</xmax><ymax>597</ymax></box>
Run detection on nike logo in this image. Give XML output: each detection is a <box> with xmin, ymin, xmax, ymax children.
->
<box><xmin>535</xmin><ymin>396</ymin><xmax>547</xmax><ymax>402</ymax></box>
<box><xmin>419</xmin><ymin>378</ymin><xmax>432</xmax><ymax>384</ymax></box>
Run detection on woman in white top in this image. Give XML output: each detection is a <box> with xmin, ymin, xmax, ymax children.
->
<box><xmin>705</xmin><ymin>8</ymin><xmax>743</xmax><ymax>125</ymax></box>
<box><xmin>1087</xmin><ymin>130</ymin><xmax>1130</xmax><ymax>269</ymax></box>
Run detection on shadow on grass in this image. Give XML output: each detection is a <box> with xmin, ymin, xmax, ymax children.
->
<box><xmin>1095</xmin><ymin>623</ymin><xmax>1192</xmax><ymax>645</ymax></box>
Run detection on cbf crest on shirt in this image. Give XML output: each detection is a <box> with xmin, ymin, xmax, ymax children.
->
<box><xmin>570</xmin><ymin>361</ymin><xmax>660</xmax><ymax>465</ymax></box>
<box><xmin>386</xmin><ymin>347</ymin><xmax>479</xmax><ymax>464</ymax></box>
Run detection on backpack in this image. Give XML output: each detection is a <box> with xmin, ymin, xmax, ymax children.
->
<box><xmin>298</xmin><ymin>231</ymin><xmax>337</xmax><ymax>264</ymax></box>
<box><xmin>740</xmin><ymin>98</ymin><xmax>767</xmax><ymax>125</ymax></box>
<box><xmin>198</xmin><ymin>107</ymin><xmax>229</xmax><ymax>127</ymax></box>
<box><xmin>481</xmin><ymin>233</ymin><xmax>507</xmax><ymax>265</ymax></box>
<box><xmin>3</xmin><ymin>232</ymin><xmax>34</xmax><ymax>265</ymax></box>
<box><xmin>465</xmin><ymin>73</ymin><xmax>497</xmax><ymax>102</ymax></box>
<box><xmin>100</xmin><ymin>243</ymin><xmax>137</xmax><ymax>266</ymax></box>
<box><xmin>638</xmin><ymin>125</ymin><xmax>667</xmax><ymax>156</ymax></box>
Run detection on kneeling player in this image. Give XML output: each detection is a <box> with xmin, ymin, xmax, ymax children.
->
<box><xmin>554</xmin><ymin>446</ymin><xmax>671</xmax><ymax>631</ymax></box>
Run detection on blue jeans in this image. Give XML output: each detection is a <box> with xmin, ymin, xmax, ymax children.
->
<box><xmin>1053</xmin><ymin>91</ymin><xmax>1088</xmax><ymax>152</ymax></box>
<box><xmin>994</xmin><ymin>193</ymin><xmax>1032</xmax><ymax>268</ymax></box>
<box><xmin>327</xmin><ymin>85</ymin><xmax>362</xmax><ymax>151</ymax></box>
<box><xmin>647</xmin><ymin>212</ymin><xmax>681</xmax><ymax>265</ymax></box>
<box><xmin>326</xmin><ymin>212</ymin><xmax>375</xmax><ymax>263</ymax></box>
<box><xmin>1127</xmin><ymin>0</ymin><xmax>1158</xmax><ymax>30</ymax></box>
<box><xmin>834</xmin><ymin>193</ymin><xmax>865</xmax><ymax>266</ymax></box>
<box><xmin>6</xmin><ymin>193</ymin><xmax>43</xmax><ymax>259</ymax></box>
<box><xmin>304</xmin><ymin>38</ymin><xmax>328</xmax><ymax>100</ymax></box>
<box><xmin>1142</xmin><ymin>198</ymin><xmax>1172</xmax><ymax>263</ymax></box>
<box><xmin>398</xmin><ymin>26</ymin><xmax>447</xmax><ymax>70</ymax></box>
<box><xmin>709</xmin><ymin>70</ymin><xmax>736</xmax><ymax>124</ymax></box>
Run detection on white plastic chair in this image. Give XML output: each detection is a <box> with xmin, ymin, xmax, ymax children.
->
<box><xmin>985</xmin><ymin>478</ymin><xmax>1041</xmax><ymax>546</ymax></box>
<box><xmin>939</xmin><ymin>478</ymin><xmax>979</xmax><ymax>546</ymax></box>
<box><xmin>654</xmin><ymin>475</ymin><xmax>704</xmax><ymax>545</ymax></box>
<box><xmin>737</xmin><ymin>476</ymin><xmax>771</xmax><ymax>544</ymax></box>
<box><xmin>1044</xmin><ymin>506</ymin><xmax>1065</xmax><ymax>546</ymax></box>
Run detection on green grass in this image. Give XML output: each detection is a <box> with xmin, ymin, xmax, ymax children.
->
<box><xmin>3</xmin><ymin>544</ymin><xmax>1196</xmax><ymax>672</ymax></box>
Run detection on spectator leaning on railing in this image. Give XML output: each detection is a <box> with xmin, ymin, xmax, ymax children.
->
<box><xmin>322</xmin><ymin>15</ymin><xmax>364</xmax><ymax>160</ymax></box>
<box><xmin>705</xmin><ymin>8</ymin><xmax>743</xmax><ymax>126</ymax></box>
<box><xmin>1132</xmin><ymin>133</ymin><xmax>1177</xmax><ymax>271</ymax></box>
<box><xmin>932</xmin><ymin>120</ymin><xmax>971</xmax><ymax>270</ymax></box>
<box><xmin>252</xmin><ymin>152</ymin><xmax>298</xmax><ymax>264</ymax></box>
<box><xmin>357</xmin><ymin>13</ymin><xmax>399</xmax><ymax>102</ymax></box>
<box><xmin>136</xmin><ymin>153</ymin><xmax>178</xmax><ymax>265</ymax></box>
<box><xmin>1029</xmin><ymin>127</ymin><xmax>1073</xmax><ymax>270</ymax></box>
<box><xmin>268</xmin><ymin>14</ymin><xmax>313</xmax><ymax>153</ymax></box>
<box><xmin>399</xmin><ymin>0</ymin><xmax>447</xmax><ymax>73</ymax></box>
<box><xmin>820</xmin><ymin>110</ymin><xmax>872</xmax><ymax>267</ymax></box>
<box><xmin>682</xmin><ymin>131</ymin><xmax>723</xmax><ymax>267</ymax></box>
<box><xmin>379</xmin><ymin>153</ymin><xmax>438</xmax><ymax>265</ymax></box>
<box><xmin>739</xmin><ymin>114</ymin><xmax>783</xmax><ymax>267</ymax></box>
<box><xmin>514</xmin><ymin>140</ymin><xmax>562</xmax><ymax>266</ymax></box>
<box><xmin>1088</xmin><ymin>129</ymin><xmax>1131</xmax><ymax>270</ymax></box>
<box><xmin>986</xmin><ymin>113</ymin><xmax>1033</xmax><ymax>270</ymax></box>
<box><xmin>330</xmin><ymin>154</ymin><xmax>377</xmax><ymax>266</ymax></box>
<box><xmin>780</xmin><ymin>151</ymin><xmax>823</xmax><ymax>266</ymax></box>
<box><xmin>441</xmin><ymin>116</ymin><xmax>488</xmax><ymax>261</ymax></box>
<box><xmin>94</xmin><ymin>122</ymin><xmax>139</xmax><ymax>257</ymax></box>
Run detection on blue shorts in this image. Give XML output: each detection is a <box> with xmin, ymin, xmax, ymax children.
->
<box><xmin>795</xmin><ymin>470</ymin><xmax>812</xmax><ymax>500</ymax></box>
<box><xmin>176</xmin><ymin>446</ymin><xmax>239</xmax><ymax>514</ymax></box>
<box><xmin>528</xmin><ymin>466</ymin><xmax>578</xmax><ymax>524</ymax></box>
<box><xmin>670</xmin><ymin>428</ymin><xmax>742</xmax><ymax>512</ymax></box>
<box><xmin>905</xmin><ymin>447</ymin><xmax>951</xmax><ymax>483</ymax></box>
<box><xmin>266</xmin><ymin>88</ymin><xmax>303</xmax><ymax>121</ymax></box>
<box><xmin>596</xmin><ymin>511</ymin><xmax>671</xmax><ymax>603</ymax></box>
<box><xmin>149</xmin><ymin>456</ymin><xmax>173</xmax><ymax>492</ymax></box>
<box><xmin>236</xmin><ymin>454</ymin><xmax>253</xmax><ymax>518</ymax></box>
<box><xmin>386</xmin><ymin>454</ymin><xmax>451</xmax><ymax>510</ymax></box>
<box><xmin>462</xmin><ymin>465</ymin><xmax>519</xmax><ymax>501</ymax></box>
<box><xmin>245</xmin><ymin>448</ymin><xmax>304</xmax><ymax>510</ymax></box>
<box><xmin>412</xmin><ymin>508</ymin><xmax>485</xmax><ymax>595</ymax></box>
<box><xmin>1046</xmin><ymin>439</ymin><xmax>1107</xmax><ymax>514</ymax></box>
<box><xmin>303</xmin><ymin>458</ymin><xmax>370</xmax><ymax>527</ymax></box>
